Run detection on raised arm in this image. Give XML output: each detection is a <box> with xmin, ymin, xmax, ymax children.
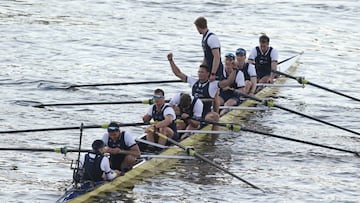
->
<box><xmin>167</xmin><ymin>53</ymin><xmax>187</xmax><ymax>82</ymax></box>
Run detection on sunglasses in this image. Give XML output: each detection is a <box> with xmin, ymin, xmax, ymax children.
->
<box><xmin>107</xmin><ymin>126</ymin><xmax>119</xmax><ymax>131</ymax></box>
<box><xmin>153</xmin><ymin>95</ymin><xmax>164</xmax><ymax>99</ymax></box>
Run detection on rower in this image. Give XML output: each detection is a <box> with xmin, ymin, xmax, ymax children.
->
<box><xmin>102</xmin><ymin>122</ymin><xmax>141</xmax><ymax>173</ymax></box>
<box><xmin>219</xmin><ymin>53</ymin><xmax>245</xmax><ymax>116</ymax></box>
<box><xmin>167</xmin><ymin>52</ymin><xmax>236</xmax><ymax>130</ymax></box>
<box><xmin>169</xmin><ymin>93</ymin><xmax>203</xmax><ymax>139</ymax></box>
<box><xmin>143</xmin><ymin>88</ymin><xmax>178</xmax><ymax>145</ymax></box>
<box><xmin>248</xmin><ymin>34</ymin><xmax>278</xmax><ymax>84</ymax></box>
<box><xmin>78</xmin><ymin>140</ymin><xmax>120</xmax><ymax>182</ymax></box>
<box><xmin>235</xmin><ymin>48</ymin><xmax>257</xmax><ymax>96</ymax></box>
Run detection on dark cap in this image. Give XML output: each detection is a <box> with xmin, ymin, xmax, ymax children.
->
<box><xmin>107</xmin><ymin>122</ymin><xmax>120</xmax><ymax>132</ymax></box>
<box><xmin>236</xmin><ymin>48</ymin><xmax>246</xmax><ymax>55</ymax></box>
<box><xmin>225</xmin><ymin>53</ymin><xmax>235</xmax><ymax>60</ymax></box>
<box><xmin>92</xmin><ymin>139</ymin><xmax>105</xmax><ymax>151</ymax></box>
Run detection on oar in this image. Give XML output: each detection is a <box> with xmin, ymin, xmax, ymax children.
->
<box><xmin>66</xmin><ymin>79</ymin><xmax>182</xmax><ymax>89</ymax></box>
<box><xmin>277</xmin><ymin>51</ymin><xmax>304</xmax><ymax>65</ymax></box>
<box><xmin>150</xmin><ymin>129</ymin><xmax>263</xmax><ymax>191</ymax></box>
<box><xmin>0</xmin><ymin>147</ymin><xmax>196</xmax><ymax>159</ymax></box>
<box><xmin>273</xmin><ymin>70</ymin><xmax>360</xmax><ymax>102</ymax></box>
<box><xmin>190</xmin><ymin>118</ymin><xmax>360</xmax><ymax>157</ymax></box>
<box><xmin>0</xmin><ymin>122</ymin><xmax>150</xmax><ymax>134</ymax></box>
<box><xmin>33</xmin><ymin>99</ymin><xmax>170</xmax><ymax>108</ymax></box>
<box><xmin>141</xmin><ymin>154</ymin><xmax>195</xmax><ymax>160</ymax></box>
<box><xmin>237</xmin><ymin>92</ymin><xmax>360</xmax><ymax>137</ymax></box>
<box><xmin>256</xmin><ymin>83</ymin><xmax>304</xmax><ymax>88</ymax></box>
<box><xmin>0</xmin><ymin>147</ymin><xmax>88</xmax><ymax>154</ymax></box>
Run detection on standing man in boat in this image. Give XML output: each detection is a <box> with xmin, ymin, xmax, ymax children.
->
<box><xmin>102</xmin><ymin>122</ymin><xmax>141</xmax><ymax>173</ymax></box>
<box><xmin>78</xmin><ymin>139</ymin><xmax>120</xmax><ymax>182</ymax></box>
<box><xmin>194</xmin><ymin>16</ymin><xmax>223</xmax><ymax>81</ymax></box>
<box><xmin>235</xmin><ymin>48</ymin><xmax>257</xmax><ymax>95</ymax></box>
<box><xmin>143</xmin><ymin>88</ymin><xmax>178</xmax><ymax>145</ymax></box>
<box><xmin>167</xmin><ymin>53</ymin><xmax>236</xmax><ymax>129</ymax></box>
<box><xmin>248</xmin><ymin>34</ymin><xmax>278</xmax><ymax>83</ymax></box>
<box><xmin>169</xmin><ymin>93</ymin><xmax>203</xmax><ymax>139</ymax></box>
<box><xmin>219</xmin><ymin>53</ymin><xmax>246</xmax><ymax>116</ymax></box>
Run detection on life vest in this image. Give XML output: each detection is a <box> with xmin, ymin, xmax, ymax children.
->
<box><xmin>239</xmin><ymin>62</ymin><xmax>251</xmax><ymax>81</ymax></box>
<box><xmin>202</xmin><ymin>31</ymin><xmax>223</xmax><ymax>80</ymax></box>
<box><xmin>151</xmin><ymin>104</ymin><xmax>177</xmax><ymax>133</ymax></box>
<box><xmin>82</xmin><ymin>152</ymin><xmax>104</xmax><ymax>182</ymax></box>
<box><xmin>255</xmin><ymin>46</ymin><xmax>273</xmax><ymax>78</ymax></box>
<box><xmin>219</xmin><ymin>69</ymin><xmax>240</xmax><ymax>101</ymax></box>
<box><xmin>192</xmin><ymin>81</ymin><xmax>212</xmax><ymax>118</ymax></box>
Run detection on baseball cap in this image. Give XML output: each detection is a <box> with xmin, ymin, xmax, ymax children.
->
<box><xmin>225</xmin><ymin>53</ymin><xmax>235</xmax><ymax>60</ymax></box>
<box><xmin>107</xmin><ymin>122</ymin><xmax>120</xmax><ymax>132</ymax></box>
<box><xmin>236</xmin><ymin>48</ymin><xmax>246</xmax><ymax>55</ymax></box>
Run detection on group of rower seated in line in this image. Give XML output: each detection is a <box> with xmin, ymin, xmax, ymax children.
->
<box><xmin>77</xmin><ymin>34</ymin><xmax>278</xmax><ymax>183</ymax></box>
<box><xmin>143</xmin><ymin>34</ymin><xmax>279</xmax><ymax>144</ymax></box>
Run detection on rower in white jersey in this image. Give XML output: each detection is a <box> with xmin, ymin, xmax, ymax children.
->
<box><xmin>248</xmin><ymin>34</ymin><xmax>278</xmax><ymax>84</ymax></box>
<box><xmin>169</xmin><ymin>93</ymin><xmax>203</xmax><ymax>139</ymax></box>
<box><xmin>235</xmin><ymin>48</ymin><xmax>257</xmax><ymax>96</ymax></box>
<box><xmin>143</xmin><ymin>88</ymin><xmax>178</xmax><ymax>145</ymax></box>
<box><xmin>219</xmin><ymin>53</ymin><xmax>245</xmax><ymax>116</ymax></box>
<box><xmin>167</xmin><ymin>52</ymin><xmax>236</xmax><ymax>130</ymax></box>
<box><xmin>78</xmin><ymin>140</ymin><xmax>120</xmax><ymax>182</ymax></box>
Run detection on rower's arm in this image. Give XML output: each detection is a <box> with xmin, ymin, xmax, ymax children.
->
<box><xmin>154</xmin><ymin>114</ymin><xmax>173</xmax><ymax>128</ymax></box>
<box><xmin>119</xmin><ymin>144</ymin><xmax>141</xmax><ymax>157</ymax></box>
<box><xmin>210</xmin><ymin>48</ymin><xmax>220</xmax><ymax>76</ymax></box>
<box><xmin>167</xmin><ymin>53</ymin><xmax>187</xmax><ymax>82</ymax></box>
<box><xmin>270</xmin><ymin>61</ymin><xmax>278</xmax><ymax>82</ymax></box>
<box><xmin>212</xmin><ymin>91</ymin><xmax>220</xmax><ymax>113</ymax></box>
<box><xmin>249</xmin><ymin>76</ymin><xmax>257</xmax><ymax>94</ymax></box>
<box><xmin>142</xmin><ymin>114</ymin><xmax>152</xmax><ymax>123</ymax></box>
<box><xmin>218</xmin><ymin>68</ymin><xmax>236</xmax><ymax>88</ymax></box>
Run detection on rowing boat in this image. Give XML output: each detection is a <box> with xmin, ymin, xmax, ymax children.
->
<box><xmin>58</xmin><ymin>52</ymin><xmax>303</xmax><ymax>202</ymax></box>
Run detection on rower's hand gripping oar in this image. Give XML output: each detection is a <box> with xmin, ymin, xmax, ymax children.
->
<box><xmin>272</xmin><ymin>70</ymin><xmax>360</xmax><ymax>103</ymax></box>
<box><xmin>237</xmin><ymin>92</ymin><xmax>360</xmax><ymax>137</ymax></box>
<box><xmin>148</xmin><ymin>128</ymin><xmax>263</xmax><ymax>191</ymax></box>
<box><xmin>189</xmin><ymin>117</ymin><xmax>360</xmax><ymax>157</ymax></box>
<box><xmin>33</xmin><ymin>99</ymin><xmax>170</xmax><ymax>108</ymax></box>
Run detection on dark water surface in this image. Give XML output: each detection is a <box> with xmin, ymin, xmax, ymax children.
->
<box><xmin>1</xmin><ymin>0</ymin><xmax>359</xmax><ymax>202</ymax></box>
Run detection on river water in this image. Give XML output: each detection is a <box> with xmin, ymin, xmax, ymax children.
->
<box><xmin>0</xmin><ymin>0</ymin><xmax>359</xmax><ymax>202</ymax></box>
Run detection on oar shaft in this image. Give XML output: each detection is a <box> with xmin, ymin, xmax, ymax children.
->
<box><xmin>0</xmin><ymin>147</ymin><xmax>89</xmax><ymax>153</ymax></box>
<box><xmin>193</xmin><ymin>118</ymin><xmax>359</xmax><ymax>157</ymax></box>
<box><xmin>277</xmin><ymin>51</ymin><xmax>304</xmax><ymax>65</ymax></box>
<box><xmin>307</xmin><ymin>81</ymin><xmax>360</xmax><ymax>102</ymax></box>
<box><xmin>273</xmin><ymin>70</ymin><xmax>360</xmax><ymax>102</ymax></box>
<box><xmin>33</xmin><ymin>99</ymin><xmax>171</xmax><ymax>108</ymax></box>
<box><xmin>273</xmin><ymin>104</ymin><xmax>360</xmax><ymax>136</ymax></box>
<box><xmin>238</xmin><ymin>92</ymin><xmax>360</xmax><ymax>136</ymax></box>
<box><xmin>0</xmin><ymin>122</ymin><xmax>149</xmax><ymax>134</ymax></box>
<box><xmin>67</xmin><ymin>79</ymin><xmax>182</xmax><ymax>89</ymax></box>
<box><xmin>153</xmin><ymin>130</ymin><xmax>261</xmax><ymax>190</ymax></box>
<box><xmin>241</xmin><ymin>127</ymin><xmax>359</xmax><ymax>156</ymax></box>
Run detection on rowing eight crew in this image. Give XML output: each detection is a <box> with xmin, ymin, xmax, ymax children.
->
<box><xmin>74</xmin><ymin>34</ymin><xmax>278</xmax><ymax>182</ymax></box>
